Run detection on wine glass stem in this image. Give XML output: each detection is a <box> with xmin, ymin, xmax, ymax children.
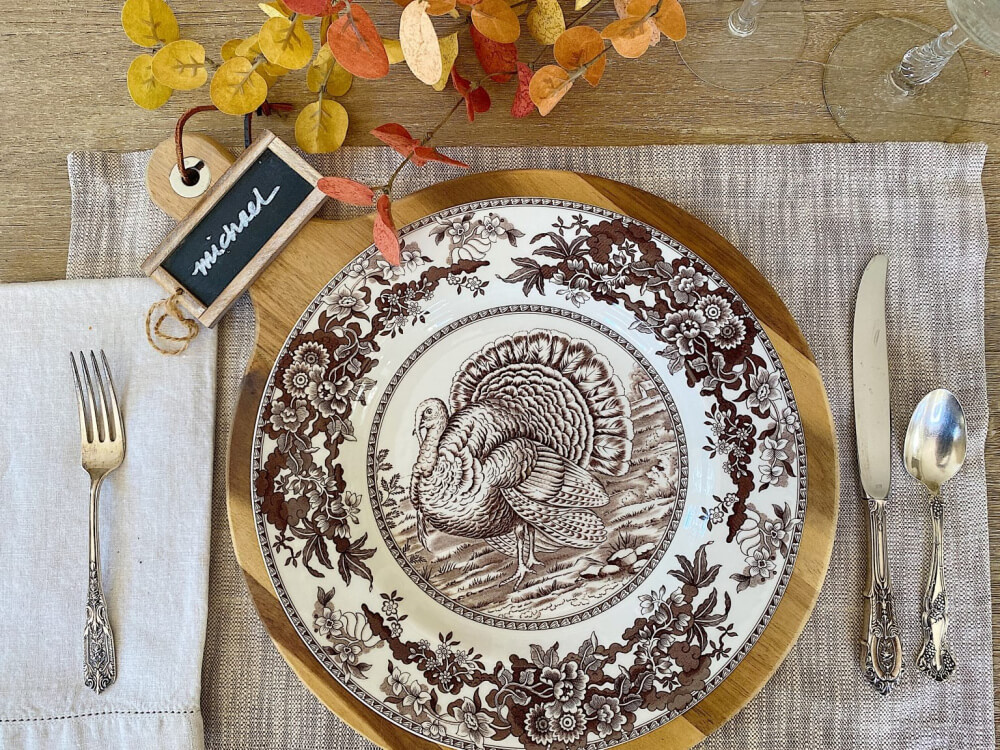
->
<box><xmin>889</xmin><ymin>24</ymin><xmax>970</xmax><ymax>95</ymax></box>
<box><xmin>728</xmin><ymin>0</ymin><xmax>765</xmax><ymax>38</ymax></box>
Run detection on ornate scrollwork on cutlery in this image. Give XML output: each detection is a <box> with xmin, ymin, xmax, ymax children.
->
<box><xmin>916</xmin><ymin>504</ymin><xmax>956</xmax><ymax>682</ymax></box>
<box><xmin>862</xmin><ymin>499</ymin><xmax>902</xmax><ymax>695</ymax></box>
<box><xmin>84</xmin><ymin>561</ymin><xmax>117</xmax><ymax>694</ymax></box>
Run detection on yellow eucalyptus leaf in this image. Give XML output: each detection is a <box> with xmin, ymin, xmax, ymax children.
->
<box><xmin>527</xmin><ymin>0</ymin><xmax>565</xmax><ymax>45</ymax></box>
<box><xmin>295</xmin><ymin>99</ymin><xmax>349</xmax><ymax>153</ymax></box>
<box><xmin>210</xmin><ymin>57</ymin><xmax>269</xmax><ymax>115</ymax></box>
<box><xmin>432</xmin><ymin>32</ymin><xmax>458</xmax><ymax>91</ymax></box>
<box><xmin>258</xmin><ymin>1</ymin><xmax>289</xmax><ymax>17</ymax></box>
<box><xmin>121</xmin><ymin>0</ymin><xmax>179</xmax><ymax>48</ymax></box>
<box><xmin>574</xmin><ymin>0</ymin><xmax>593</xmax><ymax>8</ymax></box>
<box><xmin>399</xmin><ymin>0</ymin><xmax>442</xmax><ymax>85</ymax></box>
<box><xmin>383</xmin><ymin>38</ymin><xmax>406</xmax><ymax>64</ymax></box>
<box><xmin>261</xmin><ymin>60</ymin><xmax>290</xmax><ymax>76</ymax></box>
<box><xmin>326</xmin><ymin>62</ymin><xmax>353</xmax><ymax>96</ymax></box>
<box><xmin>306</xmin><ymin>45</ymin><xmax>333</xmax><ymax>91</ymax></box>
<box><xmin>235</xmin><ymin>34</ymin><xmax>261</xmax><ymax>58</ymax></box>
<box><xmin>127</xmin><ymin>54</ymin><xmax>172</xmax><ymax>109</ymax></box>
<box><xmin>151</xmin><ymin>39</ymin><xmax>207</xmax><ymax>90</ymax></box>
<box><xmin>307</xmin><ymin>46</ymin><xmax>353</xmax><ymax>95</ymax></box>
<box><xmin>221</xmin><ymin>38</ymin><xmax>243</xmax><ymax>61</ymax></box>
<box><xmin>259</xmin><ymin>16</ymin><xmax>314</xmax><ymax>69</ymax></box>
<box><xmin>306</xmin><ymin>45</ymin><xmax>332</xmax><ymax>91</ymax></box>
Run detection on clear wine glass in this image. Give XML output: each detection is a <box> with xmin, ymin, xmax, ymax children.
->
<box><xmin>823</xmin><ymin>1</ymin><xmax>1000</xmax><ymax>141</ymax></box>
<box><xmin>675</xmin><ymin>0</ymin><xmax>806</xmax><ymax>91</ymax></box>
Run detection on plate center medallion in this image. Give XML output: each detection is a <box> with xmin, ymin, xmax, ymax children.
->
<box><xmin>369</xmin><ymin>306</ymin><xmax>688</xmax><ymax>629</ymax></box>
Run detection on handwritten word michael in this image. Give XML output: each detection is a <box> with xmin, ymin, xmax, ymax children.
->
<box><xmin>191</xmin><ymin>185</ymin><xmax>280</xmax><ymax>277</ymax></box>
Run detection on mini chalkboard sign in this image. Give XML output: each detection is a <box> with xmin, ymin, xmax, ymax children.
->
<box><xmin>141</xmin><ymin>131</ymin><xmax>324</xmax><ymax>327</ymax></box>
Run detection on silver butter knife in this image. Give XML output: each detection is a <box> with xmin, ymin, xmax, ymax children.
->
<box><xmin>853</xmin><ymin>254</ymin><xmax>902</xmax><ymax>695</ymax></box>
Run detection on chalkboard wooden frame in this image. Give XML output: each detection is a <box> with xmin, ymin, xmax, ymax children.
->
<box><xmin>141</xmin><ymin>130</ymin><xmax>324</xmax><ymax>327</ymax></box>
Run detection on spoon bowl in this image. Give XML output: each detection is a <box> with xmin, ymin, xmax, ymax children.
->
<box><xmin>903</xmin><ymin>389</ymin><xmax>967</xmax><ymax>495</ymax></box>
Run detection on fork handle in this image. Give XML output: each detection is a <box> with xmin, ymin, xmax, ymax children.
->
<box><xmin>84</xmin><ymin>478</ymin><xmax>116</xmax><ymax>693</ymax></box>
<box><xmin>863</xmin><ymin>495</ymin><xmax>902</xmax><ymax>695</ymax></box>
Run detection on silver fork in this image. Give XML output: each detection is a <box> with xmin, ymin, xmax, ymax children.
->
<box><xmin>71</xmin><ymin>350</ymin><xmax>126</xmax><ymax>694</ymax></box>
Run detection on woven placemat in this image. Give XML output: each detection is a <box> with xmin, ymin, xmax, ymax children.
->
<box><xmin>66</xmin><ymin>142</ymin><xmax>994</xmax><ymax>749</ymax></box>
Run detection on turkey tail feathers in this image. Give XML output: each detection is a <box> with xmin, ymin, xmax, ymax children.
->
<box><xmin>450</xmin><ymin>329</ymin><xmax>633</xmax><ymax>476</ymax></box>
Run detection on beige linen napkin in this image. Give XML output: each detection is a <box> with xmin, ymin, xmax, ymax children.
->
<box><xmin>0</xmin><ymin>278</ymin><xmax>217</xmax><ymax>750</ymax></box>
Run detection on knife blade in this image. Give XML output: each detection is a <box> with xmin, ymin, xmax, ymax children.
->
<box><xmin>852</xmin><ymin>253</ymin><xmax>902</xmax><ymax>695</ymax></box>
<box><xmin>854</xmin><ymin>254</ymin><xmax>891</xmax><ymax>501</ymax></box>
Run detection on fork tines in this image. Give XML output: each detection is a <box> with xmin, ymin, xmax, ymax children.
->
<box><xmin>70</xmin><ymin>350</ymin><xmax>122</xmax><ymax>445</ymax></box>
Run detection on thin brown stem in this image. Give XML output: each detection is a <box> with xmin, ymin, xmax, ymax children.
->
<box><xmin>383</xmin><ymin>97</ymin><xmax>466</xmax><ymax>195</ymax></box>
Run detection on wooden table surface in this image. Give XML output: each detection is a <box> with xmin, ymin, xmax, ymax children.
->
<box><xmin>1</xmin><ymin>0</ymin><xmax>996</xmax><ymax>731</ymax></box>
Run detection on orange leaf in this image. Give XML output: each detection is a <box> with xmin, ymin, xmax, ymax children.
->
<box><xmin>511</xmin><ymin>61</ymin><xmax>535</xmax><ymax>117</ymax></box>
<box><xmin>317</xmin><ymin>176</ymin><xmax>375</xmax><ymax>206</ymax></box>
<box><xmin>614</xmin><ymin>0</ymin><xmax>660</xmax><ymax>46</ymax></box>
<box><xmin>471</xmin><ymin>0</ymin><xmax>520</xmax><ymax>44</ymax></box>
<box><xmin>451</xmin><ymin>68</ymin><xmax>491</xmax><ymax>121</ymax></box>
<box><xmin>413</xmin><ymin>146</ymin><xmax>469</xmax><ymax>168</ymax></box>
<box><xmin>389</xmin><ymin>0</ymin><xmax>455</xmax><ymax>9</ymax></box>
<box><xmin>371</xmin><ymin>123</ymin><xmax>467</xmax><ymax>167</ymax></box>
<box><xmin>284</xmin><ymin>0</ymin><xmax>339</xmax><ymax>14</ymax></box>
<box><xmin>327</xmin><ymin>4</ymin><xmax>390</xmax><ymax>79</ymax></box>
<box><xmin>371</xmin><ymin>123</ymin><xmax>420</xmax><ymax>157</ymax></box>
<box><xmin>426</xmin><ymin>0</ymin><xmax>457</xmax><ymax>14</ymax></box>
<box><xmin>470</xmin><ymin>25</ymin><xmax>517</xmax><ymax>83</ymax></box>
<box><xmin>374</xmin><ymin>195</ymin><xmax>401</xmax><ymax>265</ymax></box>
<box><xmin>600</xmin><ymin>17</ymin><xmax>651</xmax><ymax>58</ymax></box>
<box><xmin>529</xmin><ymin>64</ymin><xmax>572</xmax><ymax>116</ymax></box>
<box><xmin>625</xmin><ymin>0</ymin><xmax>656</xmax><ymax>15</ymax></box>
<box><xmin>553</xmin><ymin>26</ymin><xmax>605</xmax><ymax>86</ymax></box>
<box><xmin>654</xmin><ymin>0</ymin><xmax>686</xmax><ymax>40</ymax></box>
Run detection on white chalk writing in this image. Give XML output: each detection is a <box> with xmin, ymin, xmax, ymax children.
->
<box><xmin>191</xmin><ymin>185</ymin><xmax>280</xmax><ymax>277</ymax></box>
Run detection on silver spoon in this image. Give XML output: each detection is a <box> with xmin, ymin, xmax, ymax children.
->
<box><xmin>903</xmin><ymin>388</ymin><xmax>967</xmax><ymax>681</ymax></box>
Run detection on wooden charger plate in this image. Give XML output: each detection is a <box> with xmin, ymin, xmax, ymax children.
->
<box><xmin>149</xmin><ymin>135</ymin><xmax>837</xmax><ymax>750</ymax></box>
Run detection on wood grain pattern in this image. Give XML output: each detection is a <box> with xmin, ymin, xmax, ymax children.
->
<box><xmin>0</xmin><ymin>0</ymin><xmax>995</xmax><ymax>737</ymax></box>
<box><xmin>147</xmin><ymin>136</ymin><xmax>838</xmax><ymax>749</ymax></box>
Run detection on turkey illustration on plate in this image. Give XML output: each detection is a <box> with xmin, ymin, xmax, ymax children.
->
<box><xmin>252</xmin><ymin>199</ymin><xmax>807</xmax><ymax>750</ymax></box>
<box><xmin>410</xmin><ymin>330</ymin><xmax>637</xmax><ymax>584</ymax></box>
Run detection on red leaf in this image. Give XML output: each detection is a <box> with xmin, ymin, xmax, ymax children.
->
<box><xmin>413</xmin><ymin>146</ymin><xmax>469</xmax><ymax>168</ymax></box>
<box><xmin>470</xmin><ymin>25</ymin><xmax>517</xmax><ymax>83</ymax></box>
<box><xmin>327</xmin><ymin>4</ymin><xmax>389</xmax><ymax>79</ymax></box>
<box><xmin>284</xmin><ymin>0</ymin><xmax>340</xmax><ymax>14</ymax></box>
<box><xmin>373</xmin><ymin>195</ymin><xmax>401</xmax><ymax>265</ymax></box>
<box><xmin>371</xmin><ymin>124</ymin><xmax>468</xmax><ymax>169</ymax></box>
<box><xmin>466</xmin><ymin>86</ymin><xmax>491</xmax><ymax>121</ymax></box>
<box><xmin>451</xmin><ymin>67</ymin><xmax>472</xmax><ymax>96</ymax></box>
<box><xmin>371</xmin><ymin>123</ymin><xmax>419</xmax><ymax>157</ymax></box>
<box><xmin>317</xmin><ymin>176</ymin><xmax>375</xmax><ymax>206</ymax></box>
<box><xmin>451</xmin><ymin>67</ymin><xmax>491</xmax><ymax>122</ymax></box>
<box><xmin>511</xmin><ymin>62</ymin><xmax>535</xmax><ymax>118</ymax></box>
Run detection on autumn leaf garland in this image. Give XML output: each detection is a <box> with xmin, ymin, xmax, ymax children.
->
<box><xmin>121</xmin><ymin>0</ymin><xmax>687</xmax><ymax>264</ymax></box>
<box><xmin>122</xmin><ymin>0</ymin><xmax>687</xmax><ymax>138</ymax></box>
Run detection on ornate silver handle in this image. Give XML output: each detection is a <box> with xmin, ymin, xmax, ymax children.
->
<box><xmin>863</xmin><ymin>496</ymin><xmax>902</xmax><ymax>695</ymax></box>
<box><xmin>916</xmin><ymin>495</ymin><xmax>955</xmax><ymax>680</ymax></box>
<box><xmin>84</xmin><ymin>478</ymin><xmax>116</xmax><ymax>693</ymax></box>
